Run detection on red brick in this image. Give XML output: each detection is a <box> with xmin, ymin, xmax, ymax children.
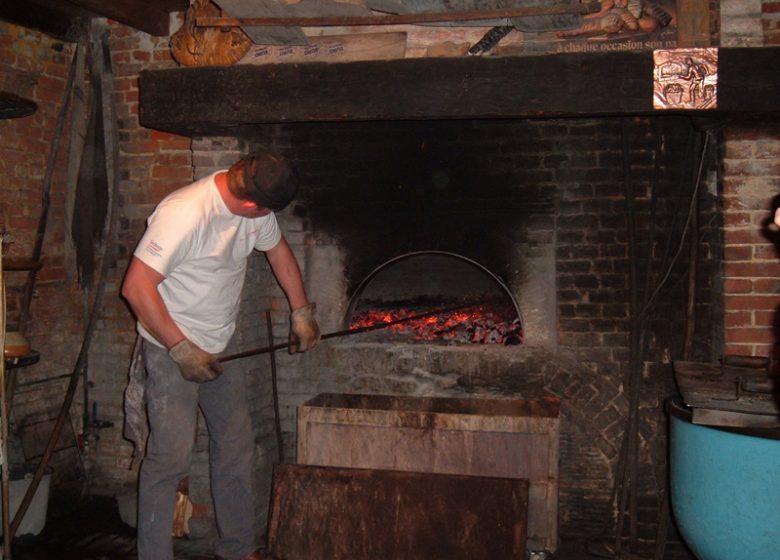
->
<box><xmin>119</xmin><ymin>89</ymin><xmax>138</xmax><ymax>104</ymax></box>
<box><xmin>150</xmin><ymin>129</ymin><xmax>178</xmax><ymax>142</ymax></box>
<box><xmin>754</xmin><ymin>244</ymin><xmax>780</xmax><ymax>260</ymax></box>
<box><xmin>724</xmin><ymin>294</ymin><xmax>780</xmax><ymax>310</ymax></box>
<box><xmin>753</xmin><ymin>138</ymin><xmax>780</xmax><ymax>159</ymax></box>
<box><xmin>724</xmin><ymin>310</ymin><xmax>753</xmax><ymax>327</ymax></box>
<box><xmin>114</xmin><ymin>76</ymin><xmax>136</xmax><ymax>92</ymax></box>
<box><xmin>723</xmin><ymin>159</ymin><xmax>780</xmax><ymax>176</ymax></box>
<box><xmin>723</xmin><ymin>278</ymin><xmax>753</xmax><ymax>293</ymax></box>
<box><xmin>724</xmin><ymin>229</ymin><xmax>769</xmax><ymax>245</ymax></box>
<box><xmin>756</xmin><ymin>310</ymin><xmax>780</xmax><ymax>326</ymax></box>
<box><xmin>725</xmin><ymin>327</ymin><xmax>778</xmax><ymax>344</ymax></box>
<box><xmin>725</xmin><ymin>261</ymin><xmax>780</xmax><ymax>277</ymax></box>
<box><xmin>151</xmin><ymin>165</ymin><xmax>192</xmax><ymax>179</ymax></box>
<box><xmin>723</xmin><ymin>245</ymin><xmax>753</xmax><ymax>261</ymax></box>
<box><xmin>752</xmin><ymin>278</ymin><xmax>780</xmax><ymax>293</ymax></box>
<box><xmin>158</xmin><ymin>134</ymin><xmax>191</xmax><ymax>151</ymax></box>
<box><xmin>722</xmin><ymin>212</ymin><xmax>755</xmax><ymax>227</ymax></box>
<box><xmin>722</xmin><ymin>342</ymin><xmax>756</xmax><ymax>356</ymax></box>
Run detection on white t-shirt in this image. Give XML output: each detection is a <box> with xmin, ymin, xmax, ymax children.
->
<box><xmin>134</xmin><ymin>172</ymin><xmax>281</xmax><ymax>353</ymax></box>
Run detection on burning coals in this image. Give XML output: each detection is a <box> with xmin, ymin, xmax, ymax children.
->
<box><xmin>350</xmin><ymin>303</ymin><xmax>523</xmax><ymax>345</ymax></box>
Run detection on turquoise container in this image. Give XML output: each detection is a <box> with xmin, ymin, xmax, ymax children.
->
<box><xmin>668</xmin><ymin>397</ymin><xmax>780</xmax><ymax>560</ymax></box>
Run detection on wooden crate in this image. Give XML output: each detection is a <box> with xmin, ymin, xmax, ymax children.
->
<box><xmin>297</xmin><ymin>393</ymin><xmax>560</xmax><ymax>551</ymax></box>
<box><xmin>267</xmin><ymin>463</ymin><xmax>528</xmax><ymax>560</ymax></box>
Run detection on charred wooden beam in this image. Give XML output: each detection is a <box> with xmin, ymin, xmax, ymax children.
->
<box><xmin>0</xmin><ymin>0</ymin><xmax>187</xmax><ymax>40</ymax></box>
<box><xmin>139</xmin><ymin>47</ymin><xmax>780</xmax><ymax>137</ymax></box>
<box><xmin>66</xmin><ymin>0</ymin><xmax>188</xmax><ymax>36</ymax></box>
<box><xmin>0</xmin><ymin>1</ymin><xmax>91</xmax><ymax>42</ymax></box>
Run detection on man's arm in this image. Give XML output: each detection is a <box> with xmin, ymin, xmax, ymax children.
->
<box><xmin>121</xmin><ymin>256</ymin><xmax>186</xmax><ymax>350</ymax></box>
<box><xmin>265</xmin><ymin>236</ymin><xmax>320</xmax><ymax>353</ymax></box>
<box><xmin>265</xmin><ymin>236</ymin><xmax>309</xmax><ymax>310</ymax></box>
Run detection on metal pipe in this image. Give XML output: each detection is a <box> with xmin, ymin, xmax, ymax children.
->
<box><xmin>1</xmin><ymin>233</ymin><xmax>12</xmax><ymax>559</ymax></box>
<box><xmin>266</xmin><ymin>310</ymin><xmax>284</xmax><ymax>464</ymax></box>
<box><xmin>219</xmin><ymin>299</ymin><xmax>495</xmax><ymax>364</ymax></box>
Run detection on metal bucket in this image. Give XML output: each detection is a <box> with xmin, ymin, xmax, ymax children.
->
<box><xmin>668</xmin><ymin>397</ymin><xmax>780</xmax><ymax>560</ymax></box>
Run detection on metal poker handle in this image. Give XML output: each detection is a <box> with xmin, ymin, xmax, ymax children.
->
<box><xmin>218</xmin><ymin>300</ymin><xmax>496</xmax><ymax>364</ymax></box>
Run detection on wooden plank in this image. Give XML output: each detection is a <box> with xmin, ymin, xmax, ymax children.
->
<box><xmin>200</xmin><ymin>2</ymin><xmax>601</xmax><ymax>27</ymax></box>
<box><xmin>692</xmin><ymin>408</ymin><xmax>780</xmax><ymax>430</ymax></box>
<box><xmin>673</xmin><ymin>360</ymin><xmax>780</xmax><ymax>415</ymax></box>
<box><xmin>267</xmin><ymin>463</ymin><xmax>528</xmax><ymax>560</ymax></box>
<box><xmin>138</xmin><ymin>47</ymin><xmax>780</xmax><ymax>137</ymax></box>
<box><xmin>237</xmin><ymin>32</ymin><xmax>407</xmax><ymax>65</ymax></box>
<box><xmin>213</xmin><ymin>0</ymin><xmax>374</xmax><ymax>46</ymax></box>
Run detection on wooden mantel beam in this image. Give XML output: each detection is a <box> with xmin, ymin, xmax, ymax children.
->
<box><xmin>139</xmin><ymin>47</ymin><xmax>780</xmax><ymax>137</ymax></box>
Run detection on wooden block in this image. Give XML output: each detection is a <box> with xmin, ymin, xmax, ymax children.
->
<box><xmin>673</xmin><ymin>361</ymin><xmax>780</xmax><ymax>415</ymax></box>
<box><xmin>297</xmin><ymin>393</ymin><xmax>559</xmax><ymax>551</ymax></box>
<box><xmin>237</xmin><ymin>32</ymin><xmax>407</xmax><ymax>65</ymax></box>
<box><xmin>267</xmin><ymin>463</ymin><xmax>528</xmax><ymax>560</ymax></box>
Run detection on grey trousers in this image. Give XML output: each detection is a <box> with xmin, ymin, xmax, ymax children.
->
<box><xmin>137</xmin><ymin>340</ymin><xmax>257</xmax><ymax>560</ymax></box>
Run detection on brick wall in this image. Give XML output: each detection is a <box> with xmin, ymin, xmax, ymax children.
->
<box><xmin>721</xmin><ymin>124</ymin><xmax>780</xmax><ymax>364</ymax></box>
<box><xmin>764</xmin><ymin>0</ymin><xmax>780</xmax><ymax>43</ymax></box>
<box><xmin>0</xmin><ymin>16</ymin><xmax>190</xmax><ymax>495</ymax></box>
<box><xmin>0</xmin><ymin>21</ymin><xmax>86</xmax><ymax>483</ymax></box>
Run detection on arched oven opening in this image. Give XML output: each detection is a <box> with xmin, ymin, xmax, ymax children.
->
<box><xmin>345</xmin><ymin>251</ymin><xmax>523</xmax><ymax>345</ymax></box>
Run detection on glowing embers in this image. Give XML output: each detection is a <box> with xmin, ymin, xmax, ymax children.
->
<box><xmin>350</xmin><ymin>299</ymin><xmax>523</xmax><ymax>345</ymax></box>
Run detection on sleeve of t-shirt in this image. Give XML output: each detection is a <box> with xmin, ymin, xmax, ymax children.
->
<box><xmin>253</xmin><ymin>213</ymin><xmax>282</xmax><ymax>252</ymax></box>
<box><xmin>133</xmin><ymin>198</ymin><xmax>198</xmax><ymax>277</ymax></box>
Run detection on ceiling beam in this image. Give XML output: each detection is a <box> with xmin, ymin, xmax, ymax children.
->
<box><xmin>0</xmin><ymin>1</ymin><xmax>91</xmax><ymax>42</ymax></box>
<box><xmin>0</xmin><ymin>0</ymin><xmax>188</xmax><ymax>40</ymax></box>
<box><xmin>138</xmin><ymin>47</ymin><xmax>780</xmax><ymax>137</ymax></box>
<box><xmin>66</xmin><ymin>0</ymin><xmax>188</xmax><ymax>36</ymax></box>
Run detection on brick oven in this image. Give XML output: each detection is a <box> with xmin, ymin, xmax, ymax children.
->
<box><xmin>128</xmin><ymin>45</ymin><xmax>780</xmax><ymax>555</ymax></box>
<box><xmin>170</xmin><ymin>112</ymin><xmax>725</xmax><ymax>554</ymax></box>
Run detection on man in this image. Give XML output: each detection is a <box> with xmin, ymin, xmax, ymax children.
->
<box><xmin>122</xmin><ymin>149</ymin><xmax>320</xmax><ymax>560</ymax></box>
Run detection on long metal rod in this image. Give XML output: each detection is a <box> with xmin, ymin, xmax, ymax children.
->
<box><xmin>196</xmin><ymin>3</ymin><xmax>601</xmax><ymax>28</ymax></box>
<box><xmin>219</xmin><ymin>299</ymin><xmax>495</xmax><ymax>363</ymax></box>
<box><xmin>266</xmin><ymin>310</ymin><xmax>284</xmax><ymax>464</ymax></box>
<box><xmin>18</xmin><ymin>45</ymin><xmax>79</xmax><ymax>335</ymax></box>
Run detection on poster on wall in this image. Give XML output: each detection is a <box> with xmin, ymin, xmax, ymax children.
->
<box><xmin>517</xmin><ymin>0</ymin><xmax>680</xmax><ymax>55</ymax></box>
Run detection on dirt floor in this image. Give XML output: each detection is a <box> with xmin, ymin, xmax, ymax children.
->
<box><xmin>9</xmin><ymin>495</ymin><xmax>696</xmax><ymax>560</ymax></box>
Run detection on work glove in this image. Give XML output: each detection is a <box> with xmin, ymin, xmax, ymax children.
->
<box><xmin>289</xmin><ymin>303</ymin><xmax>321</xmax><ymax>354</ymax></box>
<box><xmin>169</xmin><ymin>339</ymin><xmax>223</xmax><ymax>383</ymax></box>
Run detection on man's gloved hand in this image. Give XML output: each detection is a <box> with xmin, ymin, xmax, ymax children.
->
<box><xmin>289</xmin><ymin>303</ymin><xmax>321</xmax><ymax>354</ymax></box>
<box><xmin>169</xmin><ymin>339</ymin><xmax>223</xmax><ymax>383</ymax></box>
